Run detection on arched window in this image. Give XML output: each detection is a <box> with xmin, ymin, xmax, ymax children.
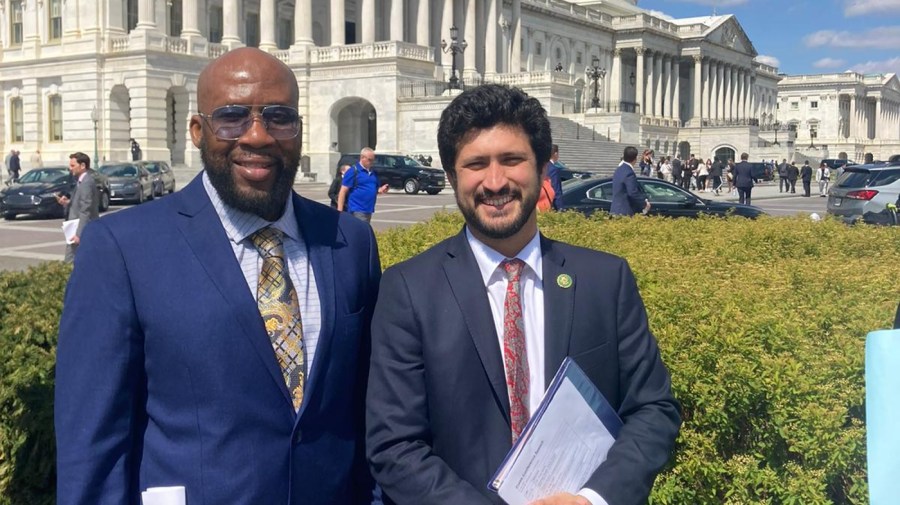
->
<box><xmin>49</xmin><ymin>95</ymin><xmax>63</xmax><ymax>142</ymax></box>
<box><xmin>10</xmin><ymin>98</ymin><xmax>24</xmax><ymax>143</ymax></box>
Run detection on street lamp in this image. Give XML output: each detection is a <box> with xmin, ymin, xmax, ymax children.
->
<box><xmin>90</xmin><ymin>105</ymin><xmax>98</xmax><ymax>165</ymax></box>
<box><xmin>808</xmin><ymin>126</ymin><xmax>817</xmax><ymax>149</ymax></box>
<box><xmin>772</xmin><ymin>120</ymin><xmax>781</xmax><ymax>146</ymax></box>
<box><xmin>441</xmin><ymin>26</ymin><xmax>467</xmax><ymax>90</ymax></box>
<box><xmin>585</xmin><ymin>56</ymin><xmax>606</xmax><ymax>110</ymax></box>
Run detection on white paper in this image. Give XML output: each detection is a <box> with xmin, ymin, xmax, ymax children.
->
<box><xmin>61</xmin><ymin>218</ymin><xmax>79</xmax><ymax>244</ymax></box>
<box><xmin>497</xmin><ymin>378</ymin><xmax>617</xmax><ymax>505</ymax></box>
<box><xmin>141</xmin><ymin>486</ymin><xmax>186</xmax><ymax>505</ymax></box>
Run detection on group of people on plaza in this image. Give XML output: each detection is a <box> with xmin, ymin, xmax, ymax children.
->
<box><xmin>54</xmin><ymin>48</ymin><xmax>681</xmax><ymax>505</ymax></box>
<box><xmin>776</xmin><ymin>159</ymin><xmax>832</xmax><ymax>197</ymax></box>
<box><xmin>3</xmin><ymin>149</ymin><xmax>44</xmax><ymax>185</ymax></box>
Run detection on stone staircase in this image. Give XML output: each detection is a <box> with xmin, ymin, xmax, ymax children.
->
<box><xmin>548</xmin><ymin>116</ymin><xmax>629</xmax><ymax>178</ymax></box>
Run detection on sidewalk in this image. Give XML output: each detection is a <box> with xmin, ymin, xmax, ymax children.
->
<box><xmin>694</xmin><ymin>180</ymin><xmax>816</xmax><ymax>203</ymax></box>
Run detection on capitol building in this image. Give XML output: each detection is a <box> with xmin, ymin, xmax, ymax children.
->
<box><xmin>0</xmin><ymin>0</ymin><xmax>897</xmax><ymax>181</ymax></box>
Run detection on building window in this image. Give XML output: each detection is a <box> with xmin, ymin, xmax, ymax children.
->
<box><xmin>49</xmin><ymin>95</ymin><xmax>63</xmax><ymax>142</ymax></box>
<box><xmin>11</xmin><ymin>0</ymin><xmax>24</xmax><ymax>45</ymax></box>
<box><xmin>555</xmin><ymin>47</ymin><xmax>562</xmax><ymax>60</ymax></box>
<box><xmin>10</xmin><ymin>98</ymin><xmax>24</xmax><ymax>143</ymax></box>
<box><xmin>344</xmin><ymin>21</ymin><xmax>356</xmax><ymax>44</ymax></box>
<box><xmin>810</xmin><ymin>100</ymin><xmax>818</xmax><ymax>109</ymax></box>
<box><xmin>209</xmin><ymin>6</ymin><xmax>223</xmax><ymax>43</ymax></box>
<box><xmin>168</xmin><ymin>0</ymin><xmax>183</xmax><ymax>37</ymax></box>
<box><xmin>49</xmin><ymin>0</ymin><xmax>63</xmax><ymax>40</ymax></box>
<box><xmin>536</xmin><ymin>41</ymin><xmax>542</xmax><ymax>55</ymax></box>
<box><xmin>576</xmin><ymin>52</ymin><xmax>582</xmax><ymax>65</ymax></box>
<box><xmin>790</xmin><ymin>102</ymin><xmax>798</xmax><ymax>110</ymax></box>
<box><xmin>127</xmin><ymin>0</ymin><xmax>138</xmax><ymax>32</ymax></box>
<box><xmin>245</xmin><ymin>12</ymin><xmax>259</xmax><ymax>47</ymax></box>
<box><xmin>810</xmin><ymin>124</ymin><xmax>818</xmax><ymax>139</ymax></box>
<box><xmin>278</xmin><ymin>18</ymin><xmax>293</xmax><ymax>49</ymax></box>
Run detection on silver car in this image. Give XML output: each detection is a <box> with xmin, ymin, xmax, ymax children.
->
<box><xmin>827</xmin><ymin>163</ymin><xmax>900</xmax><ymax>223</ymax></box>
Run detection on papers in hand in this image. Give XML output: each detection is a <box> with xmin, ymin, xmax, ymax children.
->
<box><xmin>61</xmin><ymin>219</ymin><xmax>79</xmax><ymax>244</ymax></box>
<box><xmin>141</xmin><ymin>486</ymin><xmax>186</xmax><ymax>505</ymax></box>
<box><xmin>489</xmin><ymin>357</ymin><xmax>623</xmax><ymax>504</ymax></box>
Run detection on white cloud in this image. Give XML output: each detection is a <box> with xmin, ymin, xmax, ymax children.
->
<box><xmin>804</xmin><ymin>26</ymin><xmax>900</xmax><ymax>49</ymax></box>
<box><xmin>844</xmin><ymin>0</ymin><xmax>900</xmax><ymax>16</ymax></box>
<box><xmin>813</xmin><ymin>57</ymin><xmax>847</xmax><ymax>68</ymax></box>
<box><xmin>848</xmin><ymin>56</ymin><xmax>900</xmax><ymax>74</ymax></box>
<box><xmin>755</xmin><ymin>55</ymin><xmax>781</xmax><ymax>68</ymax></box>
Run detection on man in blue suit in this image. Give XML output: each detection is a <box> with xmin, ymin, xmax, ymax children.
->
<box><xmin>610</xmin><ymin>146</ymin><xmax>650</xmax><ymax>216</ymax></box>
<box><xmin>55</xmin><ymin>48</ymin><xmax>381</xmax><ymax>505</ymax></box>
<box><xmin>547</xmin><ymin>144</ymin><xmax>564</xmax><ymax>210</ymax></box>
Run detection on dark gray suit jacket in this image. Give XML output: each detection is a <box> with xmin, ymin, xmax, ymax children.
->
<box><xmin>367</xmin><ymin>230</ymin><xmax>680</xmax><ymax>505</ymax></box>
<box><xmin>67</xmin><ymin>171</ymin><xmax>99</xmax><ymax>238</ymax></box>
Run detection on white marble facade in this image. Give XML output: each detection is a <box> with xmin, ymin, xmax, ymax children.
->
<box><xmin>5</xmin><ymin>0</ymin><xmax>880</xmax><ymax>181</ymax></box>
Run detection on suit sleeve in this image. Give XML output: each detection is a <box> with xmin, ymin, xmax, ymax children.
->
<box><xmin>585</xmin><ymin>260</ymin><xmax>681</xmax><ymax>505</ymax></box>
<box><xmin>624</xmin><ymin>171</ymin><xmax>647</xmax><ymax>213</ymax></box>
<box><xmin>55</xmin><ymin>220</ymin><xmax>146</xmax><ymax>505</ymax></box>
<box><xmin>74</xmin><ymin>177</ymin><xmax>94</xmax><ymax>237</ymax></box>
<box><xmin>366</xmin><ymin>267</ymin><xmax>493</xmax><ymax>505</ymax></box>
<box><xmin>550</xmin><ymin>165</ymin><xmax>563</xmax><ymax>210</ymax></box>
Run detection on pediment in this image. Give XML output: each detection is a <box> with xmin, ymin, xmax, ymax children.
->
<box><xmin>884</xmin><ymin>74</ymin><xmax>900</xmax><ymax>93</ymax></box>
<box><xmin>708</xmin><ymin>16</ymin><xmax>757</xmax><ymax>57</ymax></box>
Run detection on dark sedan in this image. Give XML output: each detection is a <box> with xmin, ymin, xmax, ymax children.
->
<box><xmin>100</xmin><ymin>162</ymin><xmax>154</xmax><ymax>204</ymax></box>
<box><xmin>0</xmin><ymin>167</ymin><xmax>111</xmax><ymax>220</ymax></box>
<box><xmin>561</xmin><ymin>176</ymin><xmax>766</xmax><ymax>218</ymax></box>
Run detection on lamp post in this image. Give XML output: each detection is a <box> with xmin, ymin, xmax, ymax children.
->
<box><xmin>585</xmin><ymin>56</ymin><xmax>606</xmax><ymax>110</ymax></box>
<box><xmin>772</xmin><ymin>120</ymin><xmax>781</xmax><ymax>146</ymax></box>
<box><xmin>441</xmin><ymin>26</ymin><xmax>467</xmax><ymax>90</ymax></box>
<box><xmin>808</xmin><ymin>126</ymin><xmax>817</xmax><ymax>149</ymax></box>
<box><xmin>90</xmin><ymin>105</ymin><xmax>99</xmax><ymax>165</ymax></box>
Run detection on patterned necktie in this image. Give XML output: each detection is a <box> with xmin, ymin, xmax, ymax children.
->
<box><xmin>251</xmin><ymin>227</ymin><xmax>305</xmax><ymax>411</ymax></box>
<box><xmin>501</xmin><ymin>258</ymin><xmax>530</xmax><ymax>443</ymax></box>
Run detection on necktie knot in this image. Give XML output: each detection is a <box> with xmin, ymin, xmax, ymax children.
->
<box><xmin>501</xmin><ymin>258</ymin><xmax>525</xmax><ymax>284</ymax></box>
<box><xmin>251</xmin><ymin>227</ymin><xmax>284</xmax><ymax>260</ymax></box>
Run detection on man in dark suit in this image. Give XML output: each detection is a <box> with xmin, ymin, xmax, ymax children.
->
<box><xmin>732</xmin><ymin>152</ymin><xmax>755</xmax><ymax>205</ymax></box>
<box><xmin>611</xmin><ymin>146</ymin><xmax>651</xmax><ymax>216</ymax></box>
<box><xmin>547</xmin><ymin>144</ymin><xmax>564</xmax><ymax>210</ymax></box>
<box><xmin>55</xmin><ymin>48</ymin><xmax>380</xmax><ymax>505</ymax></box>
<box><xmin>56</xmin><ymin>151</ymin><xmax>99</xmax><ymax>262</ymax></box>
<box><xmin>800</xmin><ymin>160</ymin><xmax>813</xmax><ymax>197</ymax></box>
<box><xmin>787</xmin><ymin>161</ymin><xmax>800</xmax><ymax>193</ymax></box>
<box><xmin>367</xmin><ymin>84</ymin><xmax>680</xmax><ymax>505</ymax></box>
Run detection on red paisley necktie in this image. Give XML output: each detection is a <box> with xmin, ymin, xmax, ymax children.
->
<box><xmin>501</xmin><ymin>258</ymin><xmax>530</xmax><ymax>443</ymax></box>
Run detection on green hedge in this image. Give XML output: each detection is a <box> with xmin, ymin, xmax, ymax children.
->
<box><xmin>2</xmin><ymin>213</ymin><xmax>898</xmax><ymax>504</ymax></box>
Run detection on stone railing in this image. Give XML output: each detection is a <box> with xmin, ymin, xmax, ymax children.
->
<box><xmin>164</xmin><ymin>36</ymin><xmax>188</xmax><ymax>54</ymax></box>
<box><xmin>109</xmin><ymin>35</ymin><xmax>130</xmax><ymax>53</ymax></box>
<box><xmin>310</xmin><ymin>41</ymin><xmax>433</xmax><ymax>64</ymax></box>
<box><xmin>209</xmin><ymin>43</ymin><xmax>228</xmax><ymax>58</ymax></box>
<box><xmin>524</xmin><ymin>0</ymin><xmax>612</xmax><ymax>25</ymax></box>
<box><xmin>611</xmin><ymin>13</ymin><xmax>680</xmax><ymax>35</ymax></box>
<box><xmin>487</xmin><ymin>71</ymin><xmax>556</xmax><ymax>86</ymax></box>
<box><xmin>271</xmin><ymin>49</ymin><xmax>291</xmax><ymax>63</ymax></box>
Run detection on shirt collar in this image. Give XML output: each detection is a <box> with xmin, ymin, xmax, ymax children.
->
<box><xmin>465</xmin><ymin>227</ymin><xmax>543</xmax><ymax>286</ymax></box>
<box><xmin>202</xmin><ymin>171</ymin><xmax>300</xmax><ymax>245</ymax></box>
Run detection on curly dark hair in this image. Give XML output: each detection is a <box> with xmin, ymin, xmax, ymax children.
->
<box><xmin>437</xmin><ymin>84</ymin><xmax>551</xmax><ymax>177</ymax></box>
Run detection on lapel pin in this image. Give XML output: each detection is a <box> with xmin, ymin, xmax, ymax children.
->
<box><xmin>556</xmin><ymin>274</ymin><xmax>573</xmax><ymax>289</ymax></box>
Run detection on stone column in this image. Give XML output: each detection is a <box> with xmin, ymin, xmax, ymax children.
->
<box><xmin>294</xmin><ymin>0</ymin><xmax>313</xmax><ymax>44</ymax></box>
<box><xmin>849</xmin><ymin>94</ymin><xmax>858</xmax><ymax>139</ymax></box>
<box><xmin>136</xmin><ymin>0</ymin><xmax>156</xmax><ymax>30</ymax></box>
<box><xmin>749</xmin><ymin>77</ymin><xmax>756</xmax><ymax>120</ymax></box>
<box><xmin>610</xmin><ymin>48</ymin><xmax>622</xmax><ymax>104</ymax></box>
<box><xmin>463</xmin><ymin>0</ymin><xmax>476</xmax><ymax>72</ymax></box>
<box><xmin>332</xmin><ymin>0</ymin><xmax>346</xmax><ymax>45</ymax></box>
<box><xmin>391</xmin><ymin>0</ymin><xmax>405</xmax><ymax>41</ymax></box>
<box><xmin>415</xmin><ymin>0</ymin><xmax>430</xmax><ymax>46</ymax></box>
<box><xmin>654</xmin><ymin>53</ymin><xmax>663</xmax><ymax>118</ymax></box>
<box><xmin>362</xmin><ymin>0</ymin><xmax>376</xmax><ymax>42</ymax></box>
<box><xmin>716</xmin><ymin>62</ymin><xmax>725</xmax><ymax>122</ymax></box>
<box><xmin>524</xmin><ymin>28</ymin><xmax>533</xmax><ymax>72</ymax></box>
<box><xmin>222</xmin><ymin>0</ymin><xmax>241</xmax><ymax>45</ymax></box>
<box><xmin>735</xmin><ymin>69</ymin><xmax>744</xmax><ymax>120</ymax></box>
<box><xmin>875</xmin><ymin>98</ymin><xmax>882</xmax><ymax>140</ymax></box>
<box><xmin>511</xmin><ymin>0</ymin><xmax>521</xmax><ymax>72</ymax></box>
<box><xmin>441</xmin><ymin>0</ymin><xmax>453</xmax><ymax>68</ymax></box>
<box><xmin>259</xmin><ymin>0</ymin><xmax>277</xmax><ymax>50</ymax></box>
<box><xmin>673</xmin><ymin>59</ymin><xmax>681</xmax><ymax>123</ymax></box>
<box><xmin>635</xmin><ymin>48</ymin><xmax>646</xmax><ymax>115</ymax></box>
<box><xmin>692</xmin><ymin>54</ymin><xmax>702</xmax><ymax>124</ymax></box>
<box><xmin>702</xmin><ymin>58</ymin><xmax>710</xmax><ymax>123</ymax></box>
<box><xmin>732</xmin><ymin>67</ymin><xmax>739</xmax><ymax>120</ymax></box>
<box><xmin>645</xmin><ymin>50</ymin><xmax>655</xmax><ymax>116</ymax></box>
<box><xmin>723</xmin><ymin>66</ymin><xmax>732</xmax><ymax>121</ymax></box>
<box><xmin>664</xmin><ymin>56</ymin><xmax>674</xmax><ymax>119</ymax></box>
<box><xmin>484</xmin><ymin>0</ymin><xmax>497</xmax><ymax>74</ymax></box>
<box><xmin>182</xmin><ymin>0</ymin><xmax>202</xmax><ymax>37</ymax></box>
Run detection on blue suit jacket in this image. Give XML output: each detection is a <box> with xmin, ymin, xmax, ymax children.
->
<box><xmin>55</xmin><ymin>175</ymin><xmax>382</xmax><ymax>505</ymax></box>
<box><xmin>547</xmin><ymin>161</ymin><xmax>563</xmax><ymax>210</ymax></box>
<box><xmin>610</xmin><ymin>162</ymin><xmax>647</xmax><ymax>216</ymax></box>
<box><xmin>367</xmin><ymin>231</ymin><xmax>680</xmax><ymax>505</ymax></box>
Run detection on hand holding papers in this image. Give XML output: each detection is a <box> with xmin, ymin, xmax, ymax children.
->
<box><xmin>61</xmin><ymin>219</ymin><xmax>79</xmax><ymax>244</ymax></box>
<box><xmin>141</xmin><ymin>486</ymin><xmax>186</xmax><ymax>505</ymax></box>
<box><xmin>490</xmin><ymin>358</ymin><xmax>622</xmax><ymax>505</ymax></box>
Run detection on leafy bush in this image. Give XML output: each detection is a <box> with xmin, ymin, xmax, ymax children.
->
<box><xmin>1</xmin><ymin>213</ymin><xmax>897</xmax><ymax>504</ymax></box>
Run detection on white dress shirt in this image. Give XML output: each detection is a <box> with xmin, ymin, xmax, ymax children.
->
<box><xmin>464</xmin><ymin>227</ymin><xmax>608</xmax><ymax>505</ymax></box>
<box><xmin>202</xmin><ymin>172</ymin><xmax>322</xmax><ymax>383</ymax></box>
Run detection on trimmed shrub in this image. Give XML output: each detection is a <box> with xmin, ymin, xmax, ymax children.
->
<box><xmin>1</xmin><ymin>213</ymin><xmax>897</xmax><ymax>503</ymax></box>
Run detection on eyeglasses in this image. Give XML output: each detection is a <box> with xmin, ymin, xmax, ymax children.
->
<box><xmin>197</xmin><ymin>105</ymin><xmax>301</xmax><ymax>140</ymax></box>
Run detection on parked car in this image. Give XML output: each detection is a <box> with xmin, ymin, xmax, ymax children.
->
<box><xmin>746</xmin><ymin>162</ymin><xmax>774</xmax><ymax>182</ymax></box>
<box><xmin>560</xmin><ymin>176</ymin><xmax>766</xmax><ymax>218</ymax></box>
<box><xmin>826</xmin><ymin>162</ymin><xmax>900</xmax><ymax>223</ymax></box>
<box><xmin>100</xmin><ymin>162</ymin><xmax>154</xmax><ymax>204</ymax></box>
<box><xmin>336</xmin><ymin>153</ymin><xmax>446</xmax><ymax>194</ymax></box>
<box><xmin>555</xmin><ymin>162</ymin><xmax>593</xmax><ymax>181</ymax></box>
<box><xmin>0</xmin><ymin>167</ymin><xmax>111</xmax><ymax>220</ymax></box>
<box><xmin>136</xmin><ymin>160</ymin><xmax>176</xmax><ymax>197</ymax></box>
<box><xmin>821</xmin><ymin>158</ymin><xmax>858</xmax><ymax>170</ymax></box>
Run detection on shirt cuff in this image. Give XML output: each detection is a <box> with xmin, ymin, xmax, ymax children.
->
<box><xmin>578</xmin><ymin>487</ymin><xmax>609</xmax><ymax>505</ymax></box>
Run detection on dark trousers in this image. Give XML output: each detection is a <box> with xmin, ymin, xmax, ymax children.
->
<box><xmin>737</xmin><ymin>187</ymin><xmax>752</xmax><ymax>205</ymax></box>
<box><xmin>789</xmin><ymin>179</ymin><xmax>797</xmax><ymax>193</ymax></box>
<box><xmin>779</xmin><ymin>176</ymin><xmax>788</xmax><ymax>192</ymax></box>
<box><xmin>681</xmin><ymin>174</ymin><xmax>692</xmax><ymax>190</ymax></box>
<box><xmin>673</xmin><ymin>173</ymin><xmax>682</xmax><ymax>187</ymax></box>
<box><xmin>351</xmin><ymin>211</ymin><xmax>372</xmax><ymax>223</ymax></box>
<box><xmin>711</xmin><ymin>176</ymin><xmax>722</xmax><ymax>193</ymax></box>
<box><xmin>802</xmin><ymin>179</ymin><xmax>811</xmax><ymax>196</ymax></box>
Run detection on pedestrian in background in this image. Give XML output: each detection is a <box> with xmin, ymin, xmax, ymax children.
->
<box><xmin>612</xmin><ymin>146</ymin><xmax>651</xmax><ymax>216</ymax></box>
<box><xmin>696</xmin><ymin>158</ymin><xmax>709</xmax><ymax>192</ymax></box>
<box><xmin>547</xmin><ymin>143</ymin><xmax>564</xmax><ymax>210</ymax></box>
<box><xmin>800</xmin><ymin>160</ymin><xmax>813</xmax><ymax>197</ymax></box>
<box><xmin>787</xmin><ymin>161</ymin><xmax>799</xmax><ymax>194</ymax></box>
<box><xmin>337</xmin><ymin>147</ymin><xmax>389</xmax><ymax>223</ymax></box>
<box><xmin>732</xmin><ymin>152</ymin><xmax>754</xmax><ymax>205</ymax></box>
<box><xmin>55</xmin><ymin>152</ymin><xmax>99</xmax><ymax>263</ymax></box>
<box><xmin>7</xmin><ymin>150</ymin><xmax>21</xmax><ymax>184</ymax></box>
<box><xmin>130</xmin><ymin>138</ymin><xmax>142</xmax><ymax>161</ymax></box>
<box><xmin>778</xmin><ymin>159</ymin><xmax>790</xmax><ymax>193</ymax></box>
<box><xmin>31</xmin><ymin>149</ymin><xmax>43</xmax><ymax>168</ymax></box>
<box><xmin>639</xmin><ymin>149</ymin><xmax>654</xmax><ymax>177</ymax></box>
<box><xmin>817</xmin><ymin>161</ymin><xmax>831</xmax><ymax>197</ymax></box>
<box><xmin>709</xmin><ymin>158</ymin><xmax>723</xmax><ymax>195</ymax></box>
<box><xmin>672</xmin><ymin>154</ymin><xmax>683</xmax><ymax>187</ymax></box>
<box><xmin>328</xmin><ymin>164</ymin><xmax>350</xmax><ymax>208</ymax></box>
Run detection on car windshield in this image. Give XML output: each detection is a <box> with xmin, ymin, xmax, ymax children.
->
<box><xmin>17</xmin><ymin>169</ymin><xmax>69</xmax><ymax>184</ymax></box>
<box><xmin>641</xmin><ymin>181</ymin><xmax>696</xmax><ymax>203</ymax></box>
<box><xmin>399</xmin><ymin>157</ymin><xmax>423</xmax><ymax>168</ymax></box>
<box><xmin>101</xmin><ymin>165</ymin><xmax>138</xmax><ymax>177</ymax></box>
<box><xmin>837</xmin><ymin>169</ymin><xmax>878</xmax><ymax>188</ymax></box>
<box><xmin>142</xmin><ymin>163</ymin><xmax>161</xmax><ymax>174</ymax></box>
<box><xmin>871</xmin><ymin>168</ymin><xmax>900</xmax><ymax>187</ymax></box>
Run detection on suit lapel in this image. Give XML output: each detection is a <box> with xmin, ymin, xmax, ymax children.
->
<box><xmin>442</xmin><ymin>230</ymin><xmax>511</xmax><ymax>422</ymax></box>
<box><xmin>541</xmin><ymin>236</ymin><xmax>575</xmax><ymax>386</ymax></box>
<box><xmin>175</xmin><ymin>176</ymin><xmax>294</xmax><ymax>409</ymax></box>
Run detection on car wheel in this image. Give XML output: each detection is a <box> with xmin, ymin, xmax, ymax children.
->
<box><xmin>426</xmin><ymin>189</ymin><xmax>441</xmax><ymax>195</ymax></box>
<box><xmin>100</xmin><ymin>192</ymin><xmax>110</xmax><ymax>212</ymax></box>
<box><xmin>137</xmin><ymin>190</ymin><xmax>145</xmax><ymax>204</ymax></box>
<box><xmin>168</xmin><ymin>183</ymin><xmax>176</xmax><ymax>194</ymax></box>
<box><xmin>3</xmin><ymin>213</ymin><xmax>15</xmax><ymax>221</ymax></box>
<box><xmin>404</xmin><ymin>178</ymin><xmax>420</xmax><ymax>195</ymax></box>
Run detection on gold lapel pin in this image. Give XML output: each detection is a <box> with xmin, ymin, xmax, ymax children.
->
<box><xmin>556</xmin><ymin>274</ymin><xmax>573</xmax><ymax>289</ymax></box>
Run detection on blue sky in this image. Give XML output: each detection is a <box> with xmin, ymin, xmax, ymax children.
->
<box><xmin>637</xmin><ymin>0</ymin><xmax>900</xmax><ymax>77</ymax></box>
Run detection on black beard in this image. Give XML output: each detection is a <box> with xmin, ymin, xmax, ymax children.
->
<box><xmin>456</xmin><ymin>181</ymin><xmax>540</xmax><ymax>240</ymax></box>
<box><xmin>201</xmin><ymin>138</ymin><xmax>299</xmax><ymax>221</ymax></box>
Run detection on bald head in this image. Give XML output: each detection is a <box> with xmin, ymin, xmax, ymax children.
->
<box><xmin>197</xmin><ymin>47</ymin><xmax>298</xmax><ymax>113</ymax></box>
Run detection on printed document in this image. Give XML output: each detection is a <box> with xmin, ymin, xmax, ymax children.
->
<box><xmin>61</xmin><ymin>219</ymin><xmax>79</xmax><ymax>244</ymax></box>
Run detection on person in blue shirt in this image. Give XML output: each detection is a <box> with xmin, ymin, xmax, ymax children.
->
<box><xmin>336</xmin><ymin>147</ymin><xmax>388</xmax><ymax>223</ymax></box>
<box><xmin>546</xmin><ymin>144</ymin><xmax>564</xmax><ymax>210</ymax></box>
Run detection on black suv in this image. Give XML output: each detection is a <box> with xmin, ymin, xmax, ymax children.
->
<box><xmin>336</xmin><ymin>153</ymin><xmax>446</xmax><ymax>194</ymax></box>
